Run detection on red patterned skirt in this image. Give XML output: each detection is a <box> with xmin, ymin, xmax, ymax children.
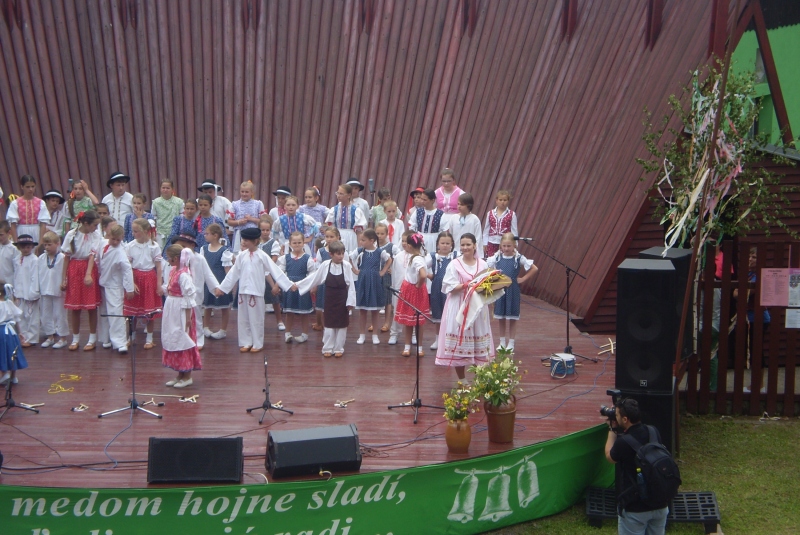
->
<box><xmin>124</xmin><ymin>269</ymin><xmax>162</xmax><ymax>317</ymax></box>
<box><xmin>394</xmin><ymin>280</ymin><xmax>431</xmax><ymax>326</ymax></box>
<box><xmin>484</xmin><ymin>242</ymin><xmax>500</xmax><ymax>259</ymax></box>
<box><xmin>64</xmin><ymin>259</ymin><xmax>101</xmax><ymax>310</ymax></box>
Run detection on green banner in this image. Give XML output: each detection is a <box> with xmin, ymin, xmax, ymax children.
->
<box><xmin>2</xmin><ymin>425</ymin><xmax>613</xmax><ymax>535</ymax></box>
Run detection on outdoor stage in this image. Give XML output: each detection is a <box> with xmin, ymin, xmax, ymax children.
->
<box><xmin>1</xmin><ymin>295</ymin><xmax>616</xmax><ymax>534</ymax></box>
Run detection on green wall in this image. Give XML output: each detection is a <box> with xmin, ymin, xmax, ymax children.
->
<box><xmin>732</xmin><ymin>24</ymin><xmax>800</xmax><ymax>146</ymax></box>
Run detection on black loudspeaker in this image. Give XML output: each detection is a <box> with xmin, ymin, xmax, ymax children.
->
<box><xmin>267</xmin><ymin>424</ymin><xmax>362</xmax><ymax>478</ymax></box>
<box><xmin>147</xmin><ymin>437</ymin><xmax>243</xmax><ymax>483</ymax></box>
<box><xmin>639</xmin><ymin>247</ymin><xmax>693</xmax><ymax>360</ymax></box>
<box><xmin>617</xmin><ymin>384</ymin><xmax>677</xmax><ymax>454</ymax></box>
<box><xmin>616</xmin><ymin>259</ymin><xmax>676</xmax><ymax>393</ymax></box>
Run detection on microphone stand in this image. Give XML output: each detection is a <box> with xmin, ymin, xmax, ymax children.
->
<box><xmin>99</xmin><ymin>313</ymin><xmax>162</xmax><ymax>419</ymax></box>
<box><xmin>0</xmin><ymin>347</ymin><xmax>39</xmax><ymax>421</ymax></box>
<box><xmin>515</xmin><ymin>238</ymin><xmax>597</xmax><ymax>363</ymax></box>
<box><xmin>387</xmin><ymin>286</ymin><xmax>443</xmax><ymax>423</ymax></box>
<box><xmin>246</xmin><ymin>354</ymin><xmax>293</xmax><ymax>424</ymax></box>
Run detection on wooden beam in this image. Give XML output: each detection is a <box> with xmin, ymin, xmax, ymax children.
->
<box><xmin>708</xmin><ymin>0</ymin><xmax>729</xmax><ymax>59</ymax></box>
<box><xmin>751</xmin><ymin>0</ymin><xmax>795</xmax><ymax>145</ymax></box>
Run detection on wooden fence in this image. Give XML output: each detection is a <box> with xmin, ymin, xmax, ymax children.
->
<box><xmin>682</xmin><ymin>239</ymin><xmax>800</xmax><ymax>416</ymax></box>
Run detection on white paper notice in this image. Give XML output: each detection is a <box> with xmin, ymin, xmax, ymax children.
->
<box><xmin>786</xmin><ymin>309</ymin><xmax>800</xmax><ymax>329</ymax></box>
<box><xmin>790</xmin><ymin>269</ymin><xmax>800</xmax><ymax>307</ymax></box>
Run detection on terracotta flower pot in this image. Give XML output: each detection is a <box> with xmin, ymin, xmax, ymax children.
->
<box><xmin>484</xmin><ymin>395</ymin><xmax>516</xmax><ymax>443</ymax></box>
<box><xmin>445</xmin><ymin>419</ymin><xmax>472</xmax><ymax>453</ymax></box>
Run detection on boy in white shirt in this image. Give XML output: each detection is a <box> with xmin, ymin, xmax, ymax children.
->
<box><xmin>97</xmin><ymin>224</ymin><xmax>135</xmax><ymax>353</ymax></box>
<box><xmin>13</xmin><ymin>235</ymin><xmax>40</xmax><ymax>346</ymax></box>
<box><xmin>101</xmin><ymin>172</ymin><xmax>134</xmax><ymax>225</ymax></box>
<box><xmin>0</xmin><ymin>220</ymin><xmax>20</xmax><ymax>284</ymax></box>
<box><xmin>378</xmin><ymin>200</ymin><xmax>405</xmax><ymax>247</ymax></box>
<box><xmin>38</xmin><ymin>231</ymin><xmax>69</xmax><ymax>349</ymax></box>
<box><xmin>215</xmin><ymin>227</ymin><xmax>295</xmax><ymax>353</ymax></box>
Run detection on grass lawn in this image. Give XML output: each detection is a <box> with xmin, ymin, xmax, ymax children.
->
<box><xmin>485</xmin><ymin>414</ymin><xmax>800</xmax><ymax>535</ymax></box>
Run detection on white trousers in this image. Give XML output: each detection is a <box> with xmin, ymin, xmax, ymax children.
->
<box><xmin>18</xmin><ymin>298</ymin><xmax>40</xmax><ymax>344</ymax></box>
<box><xmin>105</xmin><ymin>287</ymin><xmax>128</xmax><ymax>350</ymax></box>
<box><xmin>97</xmin><ymin>298</ymin><xmax>110</xmax><ymax>343</ymax></box>
<box><xmin>40</xmin><ymin>295</ymin><xmax>69</xmax><ymax>337</ymax></box>
<box><xmin>389</xmin><ymin>293</ymin><xmax>402</xmax><ymax>336</ymax></box>
<box><xmin>322</xmin><ymin>327</ymin><xmax>348</xmax><ymax>354</ymax></box>
<box><xmin>237</xmin><ymin>293</ymin><xmax>265</xmax><ymax>349</ymax></box>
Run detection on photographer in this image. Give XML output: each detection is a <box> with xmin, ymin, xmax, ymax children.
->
<box><xmin>604</xmin><ymin>398</ymin><xmax>669</xmax><ymax>535</ymax></box>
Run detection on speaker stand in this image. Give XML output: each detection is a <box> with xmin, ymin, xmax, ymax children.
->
<box><xmin>247</xmin><ymin>355</ymin><xmax>293</xmax><ymax>424</ymax></box>
<box><xmin>516</xmin><ymin>238</ymin><xmax>597</xmax><ymax>363</ymax></box>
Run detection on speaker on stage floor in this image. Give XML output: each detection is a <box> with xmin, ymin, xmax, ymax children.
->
<box><xmin>639</xmin><ymin>246</ymin><xmax>693</xmax><ymax>360</ymax></box>
<box><xmin>616</xmin><ymin>258</ymin><xmax>677</xmax><ymax>393</ymax></box>
<box><xmin>147</xmin><ymin>437</ymin><xmax>243</xmax><ymax>483</ymax></box>
<box><xmin>267</xmin><ymin>424</ymin><xmax>362</xmax><ymax>478</ymax></box>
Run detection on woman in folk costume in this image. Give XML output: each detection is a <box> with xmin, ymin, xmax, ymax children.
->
<box><xmin>161</xmin><ymin>246</ymin><xmax>201</xmax><ymax>389</ymax></box>
<box><xmin>7</xmin><ymin>175</ymin><xmax>49</xmax><ymax>243</ymax></box>
<box><xmin>435</xmin><ymin>233</ymin><xmax>501</xmax><ymax>380</ymax></box>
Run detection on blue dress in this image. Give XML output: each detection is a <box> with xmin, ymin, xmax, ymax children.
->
<box><xmin>354</xmin><ymin>248</ymin><xmax>385</xmax><ymax>310</ymax></box>
<box><xmin>493</xmin><ymin>254</ymin><xmax>522</xmax><ymax>320</ymax></box>
<box><xmin>380</xmin><ymin>242</ymin><xmax>394</xmax><ymax>306</ymax></box>
<box><xmin>429</xmin><ymin>252</ymin><xmax>454</xmax><ymax>322</ymax></box>
<box><xmin>281</xmin><ymin>253</ymin><xmax>313</xmax><ymax>313</ymax></box>
<box><xmin>123</xmin><ymin>212</ymin><xmax>153</xmax><ymax>243</ymax></box>
<box><xmin>315</xmin><ymin>248</ymin><xmax>331</xmax><ymax>310</ymax></box>
<box><xmin>0</xmin><ymin>308</ymin><xmax>28</xmax><ymax>372</ymax></box>
<box><xmin>202</xmin><ymin>244</ymin><xmax>233</xmax><ymax>309</ymax></box>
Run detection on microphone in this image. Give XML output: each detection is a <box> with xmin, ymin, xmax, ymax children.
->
<box><xmin>513</xmin><ymin>236</ymin><xmax>534</xmax><ymax>241</ymax></box>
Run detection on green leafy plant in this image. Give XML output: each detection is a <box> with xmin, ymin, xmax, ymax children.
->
<box><xmin>442</xmin><ymin>381</ymin><xmax>479</xmax><ymax>422</ymax></box>
<box><xmin>469</xmin><ymin>346</ymin><xmax>523</xmax><ymax>407</ymax></box>
<box><xmin>638</xmin><ymin>65</ymin><xmax>796</xmax><ymax>248</ymax></box>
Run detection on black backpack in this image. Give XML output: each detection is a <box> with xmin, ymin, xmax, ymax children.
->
<box><xmin>620</xmin><ymin>426</ymin><xmax>681</xmax><ymax>508</ymax></box>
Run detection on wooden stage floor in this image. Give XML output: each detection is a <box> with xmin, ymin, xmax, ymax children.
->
<box><xmin>0</xmin><ymin>296</ymin><xmax>616</xmax><ymax>488</ymax></box>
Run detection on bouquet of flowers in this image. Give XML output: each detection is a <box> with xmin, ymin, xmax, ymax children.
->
<box><xmin>469</xmin><ymin>346</ymin><xmax>523</xmax><ymax>407</ymax></box>
<box><xmin>442</xmin><ymin>381</ymin><xmax>479</xmax><ymax>422</ymax></box>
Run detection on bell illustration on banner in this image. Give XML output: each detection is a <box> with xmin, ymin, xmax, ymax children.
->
<box><xmin>517</xmin><ymin>457</ymin><xmax>540</xmax><ymax>507</ymax></box>
<box><xmin>448</xmin><ymin>472</ymin><xmax>479</xmax><ymax>523</ymax></box>
<box><xmin>479</xmin><ymin>472</ymin><xmax>513</xmax><ymax>522</ymax></box>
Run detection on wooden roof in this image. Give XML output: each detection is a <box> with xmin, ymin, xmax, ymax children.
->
<box><xmin>0</xmin><ymin>0</ymin><xmax>745</xmax><ymax>315</ymax></box>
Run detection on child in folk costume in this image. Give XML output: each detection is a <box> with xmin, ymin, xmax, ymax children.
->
<box><xmin>394</xmin><ymin>233</ymin><xmax>430</xmax><ymax>357</ymax></box>
<box><xmin>374</xmin><ymin>222</ymin><xmax>395</xmax><ymax>333</ymax></box>
<box><xmin>449</xmin><ymin>193</ymin><xmax>483</xmax><ymax>259</ymax></box>
<box><xmin>215</xmin><ymin>227</ymin><xmax>295</xmax><ymax>352</ymax></box>
<box><xmin>227</xmin><ymin>181</ymin><xmax>265</xmax><ymax>252</ymax></box>
<box><xmin>37</xmin><ymin>232</ymin><xmax>69</xmax><ymax>349</ymax></box>
<box><xmin>194</xmin><ymin>194</ymin><xmax>227</xmax><ymax>250</ymax></box>
<box><xmin>435</xmin><ymin>233</ymin><xmax>496</xmax><ymax>379</ymax></box>
<box><xmin>201</xmin><ymin>223</ymin><xmax>234</xmax><ymax>340</ymax></box>
<box><xmin>165</xmin><ymin>199</ymin><xmax>198</xmax><ymax>253</ymax></box>
<box><xmin>124</xmin><ymin>218</ymin><xmax>164</xmax><ymax>350</ymax></box>
<box><xmin>0</xmin><ymin>221</ymin><xmax>21</xmax><ymax>284</ymax></box>
<box><xmin>95</xmin><ymin>216</ymin><xmax>115</xmax><ymax>349</ymax></box>
<box><xmin>435</xmin><ymin>168</ymin><xmax>466</xmax><ymax>228</ymax></box>
<box><xmin>378</xmin><ymin>200</ymin><xmax>405</xmax><ymax>248</ymax></box>
<box><xmin>42</xmin><ymin>190</ymin><xmax>68</xmax><ymax>239</ymax></box>
<box><xmin>268</xmin><ymin>185</ymin><xmax>291</xmax><ymax>239</ymax></box>
<box><xmin>12</xmin><ymin>235</ymin><xmax>40</xmax><ymax>346</ymax></box>
<box><xmin>97</xmin><ymin>224</ymin><xmax>135</xmax><ymax>354</ymax></box>
<box><xmin>274</xmin><ymin>196</ymin><xmax>318</xmax><ymax>254</ymax></box>
<box><xmin>311</xmin><ymin>227</ymin><xmax>341</xmax><ymax>332</ymax></box>
<box><xmin>198</xmin><ymin>180</ymin><xmax>233</xmax><ymax>235</ymax></box>
<box><xmin>325</xmin><ymin>184</ymin><xmax>366</xmax><ymax>253</ymax></box>
<box><xmin>299</xmin><ymin>186</ymin><xmax>329</xmax><ymax>254</ymax></box>
<box><xmin>387</xmin><ymin>230</ymin><xmax>413</xmax><ymax>345</ymax></box>
<box><xmin>162</xmin><ymin>246</ymin><xmax>201</xmax><ymax>389</ymax></box>
<box><xmin>151</xmin><ymin>179</ymin><xmax>184</xmax><ymax>249</ymax></box>
<box><xmin>277</xmin><ymin>231</ymin><xmax>317</xmax><ymax>344</ymax></box>
<box><xmin>102</xmin><ymin>172</ymin><xmax>134</xmax><ymax>225</ymax></box>
<box><xmin>61</xmin><ymin>210</ymin><xmax>103</xmax><ymax>351</ymax></box>
<box><xmin>171</xmin><ymin>230</ymin><xmax>221</xmax><ymax>351</ymax></box>
<box><xmin>0</xmin><ymin>283</ymin><xmax>28</xmax><ymax>385</ymax></box>
<box><xmin>482</xmin><ymin>189</ymin><xmax>518</xmax><ymax>259</ymax></box>
<box><xmin>350</xmin><ymin>229</ymin><xmax>392</xmax><ymax>345</ymax></box>
<box><xmin>408</xmin><ymin>188</ymin><xmax>450</xmax><ymax>258</ymax></box>
<box><xmin>65</xmin><ymin>180</ymin><xmax>100</xmax><ymax>232</ymax></box>
<box><xmin>371</xmin><ymin>188</ymin><xmax>392</xmax><ymax>229</ymax></box>
<box><xmin>405</xmin><ymin>187</ymin><xmax>426</xmax><ymax>226</ymax></box>
<box><xmin>296</xmin><ymin>240</ymin><xmax>356</xmax><ymax>358</ymax></box>
<box><xmin>123</xmin><ymin>193</ymin><xmax>153</xmax><ymax>243</ymax></box>
<box><xmin>428</xmin><ymin>231</ymin><xmax>456</xmax><ymax>350</ymax></box>
<box><xmin>487</xmin><ymin>234</ymin><xmax>538</xmax><ymax>351</ymax></box>
<box><xmin>7</xmin><ymin>175</ymin><xmax>48</xmax><ymax>243</ymax></box>
<box><xmin>258</xmin><ymin>218</ymin><xmax>285</xmax><ymax>331</ymax></box>
<box><xmin>345</xmin><ymin>179</ymin><xmax>371</xmax><ymax>226</ymax></box>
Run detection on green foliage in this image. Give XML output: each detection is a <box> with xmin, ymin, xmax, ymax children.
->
<box><xmin>638</xmin><ymin>66</ymin><xmax>796</xmax><ymax>246</ymax></box>
<box><xmin>442</xmin><ymin>381</ymin><xmax>480</xmax><ymax>421</ymax></box>
<box><xmin>469</xmin><ymin>346</ymin><xmax>523</xmax><ymax>407</ymax></box>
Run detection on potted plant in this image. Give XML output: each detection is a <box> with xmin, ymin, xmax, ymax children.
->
<box><xmin>469</xmin><ymin>346</ymin><xmax>523</xmax><ymax>443</ymax></box>
<box><xmin>442</xmin><ymin>381</ymin><xmax>479</xmax><ymax>453</ymax></box>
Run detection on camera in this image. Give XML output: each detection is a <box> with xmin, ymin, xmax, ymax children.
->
<box><xmin>600</xmin><ymin>405</ymin><xmax>617</xmax><ymax>419</ymax></box>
